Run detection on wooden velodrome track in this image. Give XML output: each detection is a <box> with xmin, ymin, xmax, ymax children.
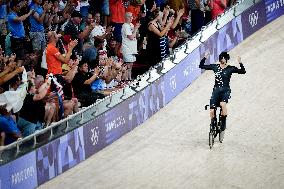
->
<box><xmin>39</xmin><ymin>15</ymin><xmax>284</xmax><ymax>189</ymax></box>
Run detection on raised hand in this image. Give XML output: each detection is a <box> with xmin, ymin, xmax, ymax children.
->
<box><xmin>106</xmin><ymin>26</ymin><xmax>112</xmax><ymax>34</ymax></box>
<box><xmin>16</xmin><ymin>66</ymin><xmax>25</xmax><ymax>74</ymax></box>
<box><xmin>237</xmin><ymin>56</ymin><xmax>242</xmax><ymax>63</ymax></box>
<box><xmin>68</xmin><ymin>39</ymin><xmax>78</xmax><ymax>50</ymax></box>
<box><xmin>94</xmin><ymin>67</ymin><xmax>100</xmax><ymax>76</ymax></box>
<box><xmin>167</xmin><ymin>16</ymin><xmax>175</xmax><ymax>27</ymax></box>
<box><xmin>163</xmin><ymin>6</ymin><xmax>170</xmax><ymax>17</ymax></box>
<box><xmin>7</xmin><ymin>61</ymin><xmax>17</xmax><ymax>71</ymax></box>
<box><xmin>177</xmin><ymin>8</ymin><xmax>185</xmax><ymax>17</ymax></box>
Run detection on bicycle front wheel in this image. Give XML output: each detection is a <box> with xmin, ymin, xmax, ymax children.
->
<box><xmin>209</xmin><ymin>131</ymin><xmax>214</xmax><ymax>149</ymax></box>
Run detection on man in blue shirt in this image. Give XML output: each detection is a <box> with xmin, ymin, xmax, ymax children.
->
<box><xmin>29</xmin><ymin>0</ymin><xmax>50</xmax><ymax>54</ymax></box>
<box><xmin>0</xmin><ymin>105</ymin><xmax>22</xmax><ymax>145</ymax></box>
<box><xmin>0</xmin><ymin>0</ymin><xmax>7</xmax><ymax>52</ymax></box>
<box><xmin>7</xmin><ymin>0</ymin><xmax>33</xmax><ymax>64</ymax></box>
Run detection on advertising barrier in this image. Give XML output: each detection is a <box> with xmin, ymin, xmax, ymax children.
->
<box><xmin>36</xmin><ymin>127</ymin><xmax>85</xmax><ymax>185</ymax></box>
<box><xmin>164</xmin><ymin>48</ymin><xmax>201</xmax><ymax>104</ymax></box>
<box><xmin>0</xmin><ymin>0</ymin><xmax>283</xmax><ymax>188</ymax></box>
<box><xmin>265</xmin><ymin>0</ymin><xmax>284</xmax><ymax>22</ymax></box>
<box><xmin>0</xmin><ymin>152</ymin><xmax>37</xmax><ymax>189</ymax></box>
<box><xmin>83</xmin><ymin>77</ymin><xmax>165</xmax><ymax>159</ymax></box>
<box><xmin>242</xmin><ymin>0</ymin><xmax>268</xmax><ymax>39</ymax></box>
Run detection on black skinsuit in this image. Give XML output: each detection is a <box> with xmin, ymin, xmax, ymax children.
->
<box><xmin>199</xmin><ymin>57</ymin><xmax>246</xmax><ymax>108</ymax></box>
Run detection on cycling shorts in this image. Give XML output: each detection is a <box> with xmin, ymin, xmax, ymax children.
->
<box><xmin>210</xmin><ymin>87</ymin><xmax>231</xmax><ymax>108</ymax></box>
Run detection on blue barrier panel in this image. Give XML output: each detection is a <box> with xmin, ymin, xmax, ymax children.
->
<box><xmin>0</xmin><ymin>152</ymin><xmax>37</xmax><ymax>189</ymax></box>
<box><xmin>265</xmin><ymin>0</ymin><xmax>284</xmax><ymax>22</ymax></box>
<box><xmin>164</xmin><ymin>48</ymin><xmax>201</xmax><ymax>104</ymax></box>
<box><xmin>127</xmin><ymin>78</ymin><xmax>165</xmax><ymax>127</ymax></box>
<box><xmin>83</xmin><ymin>116</ymin><xmax>106</xmax><ymax>159</ymax></box>
<box><xmin>242</xmin><ymin>0</ymin><xmax>268</xmax><ymax>39</ymax></box>
<box><xmin>36</xmin><ymin>127</ymin><xmax>85</xmax><ymax>185</ymax></box>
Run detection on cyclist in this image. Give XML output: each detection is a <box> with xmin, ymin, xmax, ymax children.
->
<box><xmin>199</xmin><ymin>51</ymin><xmax>246</xmax><ymax>141</ymax></box>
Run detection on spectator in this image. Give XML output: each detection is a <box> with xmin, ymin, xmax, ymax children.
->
<box><xmin>17</xmin><ymin>73</ymin><xmax>51</xmax><ymax>137</ymax></box>
<box><xmin>90</xmin><ymin>54</ymin><xmax>123</xmax><ymax>94</ymax></box>
<box><xmin>168</xmin><ymin>0</ymin><xmax>184</xmax><ymax>12</ymax></box>
<box><xmin>188</xmin><ymin>0</ymin><xmax>205</xmax><ymax>35</ymax></box>
<box><xmin>146</xmin><ymin>8</ymin><xmax>174</xmax><ymax>66</ymax></box>
<box><xmin>36</xmin><ymin>1</ymin><xmax>61</xmax><ymax>34</ymax></box>
<box><xmin>126</xmin><ymin>0</ymin><xmax>145</xmax><ymax>25</ymax></box>
<box><xmin>72</xmin><ymin>62</ymin><xmax>105</xmax><ymax>107</ymax></box>
<box><xmin>101</xmin><ymin>0</ymin><xmax>110</xmax><ymax>26</ymax></box>
<box><xmin>0</xmin><ymin>104</ymin><xmax>22</xmax><ymax>145</ymax></box>
<box><xmin>89</xmin><ymin>12</ymin><xmax>112</xmax><ymax>51</ymax></box>
<box><xmin>80</xmin><ymin>13</ymin><xmax>93</xmax><ymax>31</ymax></box>
<box><xmin>0</xmin><ymin>0</ymin><xmax>7</xmax><ymax>51</ymax></box>
<box><xmin>46</xmin><ymin>31</ymin><xmax>79</xmax><ymax>118</ymax></box>
<box><xmin>106</xmin><ymin>37</ymin><xmax>120</xmax><ymax>58</ymax></box>
<box><xmin>109</xmin><ymin>0</ymin><xmax>126</xmax><ymax>43</ymax></box>
<box><xmin>204</xmin><ymin>0</ymin><xmax>212</xmax><ymax>25</ymax></box>
<box><xmin>60</xmin><ymin>60</ymin><xmax>80</xmax><ymax>118</ymax></box>
<box><xmin>0</xmin><ymin>57</ymin><xmax>24</xmax><ymax>86</ymax></box>
<box><xmin>64</xmin><ymin>11</ymin><xmax>94</xmax><ymax>55</ymax></box>
<box><xmin>98</xmin><ymin>60</ymin><xmax>122</xmax><ymax>94</ymax></box>
<box><xmin>80</xmin><ymin>0</ymin><xmax>90</xmax><ymax>20</ymax></box>
<box><xmin>121</xmin><ymin>12</ymin><xmax>140</xmax><ymax>80</ymax></box>
<box><xmin>7</xmin><ymin>0</ymin><xmax>34</xmax><ymax>65</ymax></box>
<box><xmin>46</xmin><ymin>31</ymin><xmax>77</xmax><ymax>75</ymax></box>
<box><xmin>209</xmin><ymin>0</ymin><xmax>227</xmax><ymax>20</ymax></box>
<box><xmin>79</xmin><ymin>13</ymin><xmax>98</xmax><ymax>65</ymax></box>
<box><xmin>171</xmin><ymin>8</ymin><xmax>186</xmax><ymax>30</ymax></box>
<box><xmin>34</xmin><ymin>75</ymin><xmax>56</xmax><ymax>126</ymax></box>
<box><xmin>83</xmin><ymin>37</ymin><xmax>105</xmax><ymax>69</ymax></box>
<box><xmin>0</xmin><ymin>66</ymin><xmax>28</xmax><ymax>114</ymax></box>
<box><xmin>29</xmin><ymin>0</ymin><xmax>50</xmax><ymax>57</ymax></box>
<box><xmin>167</xmin><ymin>8</ymin><xmax>187</xmax><ymax>49</ymax></box>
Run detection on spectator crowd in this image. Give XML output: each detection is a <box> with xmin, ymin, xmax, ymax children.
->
<box><xmin>0</xmin><ymin>0</ymin><xmax>238</xmax><ymax>147</ymax></box>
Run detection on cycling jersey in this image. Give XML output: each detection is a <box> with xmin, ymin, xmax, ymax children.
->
<box><xmin>199</xmin><ymin>57</ymin><xmax>246</xmax><ymax>89</ymax></box>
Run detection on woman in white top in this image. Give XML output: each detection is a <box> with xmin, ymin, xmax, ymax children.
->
<box><xmin>121</xmin><ymin>12</ymin><xmax>140</xmax><ymax>81</ymax></box>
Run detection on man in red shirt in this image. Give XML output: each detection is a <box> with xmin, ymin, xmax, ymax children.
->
<box><xmin>46</xmin><ymin>31</ymin><xmax>78</xmax><ymax>75</ymax></box>
<box><xmin>45</xmin><ymin>31</ymin><xmax>79</xmax><ymax>118</ymax></box>
<box><xmin>109</xmin><ymin>0</ymin><xmax>126</xmax><ymax>42</ymax></box>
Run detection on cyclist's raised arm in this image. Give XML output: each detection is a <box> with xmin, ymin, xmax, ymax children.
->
<box><xmin>199</xmin><ymin>57</ymin><xmax>214</xmax><ymax>70</ymax></box>
<box><xmin>233</xmin><ymin>56</ymin><xmax>246</xmax><ymax>74</ymax></box>
<box><xmin>233</xmin><ymin>63</ymin><xmax>246</xmax><ymax>74</ymax></box>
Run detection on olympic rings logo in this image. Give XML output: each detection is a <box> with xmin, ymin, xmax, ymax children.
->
<box><xmin>249</xmin><ymin>11</ymin><xmax>259</xmax><ymax>28</ymax></box>
<box><xmin>91</xmin><ymin>126</ymin><xmax>99</xmax><ymax>146</ymax></box>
